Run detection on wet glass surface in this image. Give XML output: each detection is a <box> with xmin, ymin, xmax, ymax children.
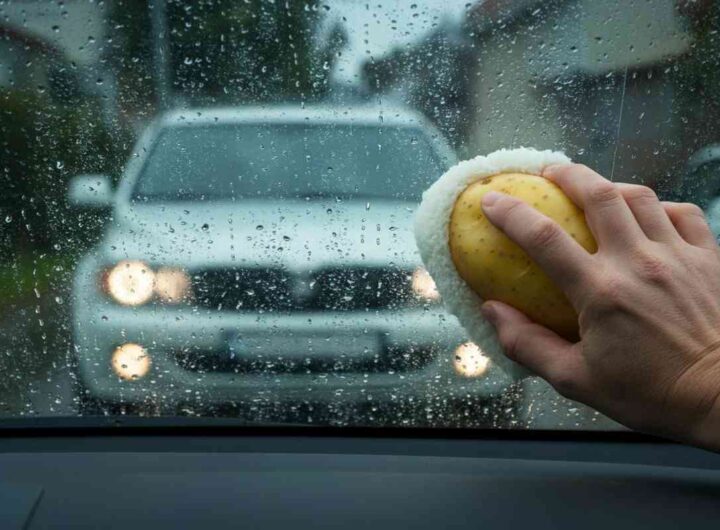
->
<box><xmin>1</xmin><ymin>0</ymin><xmax>719</xmax><ymax>429</ymax></box>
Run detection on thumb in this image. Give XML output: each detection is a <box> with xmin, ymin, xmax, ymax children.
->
<box><xmin>482</xmin><ymin>301</ymin><xmax>586</xmax><ymax>398</ymax></box>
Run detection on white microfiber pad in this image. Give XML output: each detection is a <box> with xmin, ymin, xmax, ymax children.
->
<box><xmin>414</xmin><ymin>148</ymin><xmax>572</xmax><ymax>379</ymax></box>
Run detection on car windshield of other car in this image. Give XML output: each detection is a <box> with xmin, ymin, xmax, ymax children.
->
<box><xmin>1</xmin><ymin>0</ymin><xmax>718</xmax><ymax>431</ymax></box>
<box><xmin>134</xmin><ymin>124</ymin><xmax>444</xmax><ymax>201</ymax></box>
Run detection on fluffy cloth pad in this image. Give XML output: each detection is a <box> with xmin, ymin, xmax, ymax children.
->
<box><xmin>414</xmin><ymin>148</ymin><xmax>572</xmax><ymax>378</ymax></box>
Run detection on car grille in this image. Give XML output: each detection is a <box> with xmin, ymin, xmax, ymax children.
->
<box><xmin>191</xmin><ymin>268</ymin><xmax>294</xmax><ymax>311</ymax></box>
<box><xmin>307</xmin><ymin>267</ymin><xmax>414</xmax><ymax>311</ymax></box>
<box><xmin>190</xmin><ymin>266</ymin><xmax>418</xmax><ymax>312</ymax></box>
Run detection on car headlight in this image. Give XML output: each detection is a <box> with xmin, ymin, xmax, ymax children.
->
<box><xmin>454</xmin><ymin>342</ymin><xmax>490</xmax><ymax>378</ymax></box>
<box><xmin>411</xmin><ymin>266</ymin><xmax>440</xmax><ymax>302</ymax></box>
<box><xmin>111</xmin><ymin>343</ymin><xmax>151</xmax><ymax>380</ymax></box>
<box><xmin>104</xmin><ymin>260</ymin><xmax>155</xmax><ymax>306</ymax></box>
<box><xmin>103</xmin><ymin>262</ymin><xmax>192</xmax><ymax>306</ymax></box>
<box><xmin>155</xmin><ymin>267</ymin><xmax>192</xmax><ymax>303</ymax></box>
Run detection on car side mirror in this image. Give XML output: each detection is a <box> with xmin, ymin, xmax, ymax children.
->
<box><xmin>68</xmin><ymin>174</ymin><xmax>113</xmax><ymax>209</ymax></box>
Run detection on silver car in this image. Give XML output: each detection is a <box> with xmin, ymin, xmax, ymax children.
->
<box><xmin>69</xmin><ymin>105</ymin><xmax>513</xmax><ymax>417</ymax></box>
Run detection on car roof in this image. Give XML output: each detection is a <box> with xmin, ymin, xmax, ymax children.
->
<box><xmin>158</xmin><ymin>104</ymin><xmax>432</xmax><ymax>128</ymax></box>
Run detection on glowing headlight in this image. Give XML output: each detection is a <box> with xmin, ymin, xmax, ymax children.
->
<box><xmin>111</xmin><ymin>343</ymin><xmax>151</xmax><ymax>380</ymax></box>
<box><xmin>104</xmin><ymin>260</ymin><xmax>155</xmax><ymax>306</ymax></box>
<box><xmin>454</xmin><ymin>342</ymin><xmax>490</xmax><ymax>378</ymax></box>
<box><xmin>412</xmin><ymin>267</ymin><xmax>440</xmax><ymax>302</ymax></box>
<box><xmin>154</xmin><ymin>267</ymin><xmax>192</xmax><ymax>303</ymax></box>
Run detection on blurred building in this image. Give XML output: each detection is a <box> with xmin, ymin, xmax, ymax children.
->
<box><xmin>364</xmin><ymin>0</ymin><xmax>709</xmax><ymax>193</ymax></box>
<box><xmin>464</xmin><ymin>0</ymin><xmax>694</xmax><ymax>189</ymax></box>
<box><xmin>362</xmin><ymin>18</ymin><xmax>476</xmax><ymax>148</ymax></box>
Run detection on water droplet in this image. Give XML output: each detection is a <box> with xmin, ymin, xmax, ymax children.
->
<box><xmin>201</xmin><ymin>223</ymin><xmax>209</xmax><ymax>230</ymax></box>
<box><xmin>256</xmin><ymin>224</ymin><xmax>264</xmax><ymax>231</ymax></box>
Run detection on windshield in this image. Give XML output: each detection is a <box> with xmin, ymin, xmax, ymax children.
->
<box><xmin>1</xmin><ymin>0</ymin><xmax>719</xmax><ymax>432</ymax></box>
<box><xmin>133</xmin><ymin>124</ymin><xmax>444</xmax><ymax>201</ymax></box>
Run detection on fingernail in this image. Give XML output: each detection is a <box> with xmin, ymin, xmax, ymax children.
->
<box><xmin>482</xmin><ymin>191</ymin><xmax>502</xmax><ymax>208</ymax></box>
<box><xmin>481</xmin><ymin>302</ymin><xmax>497</xmax><ymax>325</ymax></box>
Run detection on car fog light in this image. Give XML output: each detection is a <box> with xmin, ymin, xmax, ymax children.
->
<box><xmin>454</xmin><ymin>342</ymin><xmax>489</xmax><ymax>378</ymax></box>
<box><xmin>105</xmin><ymin>260</ymin><xmax>155</xmax><ymax>306</ymax></box>
<box><xmin>412</xmin><ymin>267</ymin><xmax>440</xmax><ymax>301</ymax></box>
<box><xmin>111</xmin><ymin>343</ymin><xmax>151</xmax><ymax>381</ymax></box>
<box><xmin>155</xmin><ymin>267</ymin><xmax>192</xmax><ymax>303</ymax></box>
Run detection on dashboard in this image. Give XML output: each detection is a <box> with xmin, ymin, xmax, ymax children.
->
<box><xmin>2</xmin><ymin>421</ymin><xmax>720</xmax><ymax>529</ymax></box>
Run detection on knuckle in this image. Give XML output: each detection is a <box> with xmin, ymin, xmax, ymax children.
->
<box><xmin>498</xmin><ymin>198</ymin><xmax>531</xmax><ymax>230</ymax></box>
<box><xmin>634</xmin><ymin>249</ymin><xmax>672</xmax><ymax>285</ymax></box>
<box><xmin>573</xmin><ymin>163</ymin><xmax>593</xmax><ymax>175</ymax></box>
<box><xmin>625</xmin><ymin>185</ymin><xmax>658</xmax><ymax>204</ymax></box>
<box><xmin>679</xmin><ymin>202</ymin><xmax>706</xmax><ymax>219</ymax></box>
<box><xmin>544</xmin><ymin>163</ymin><xmax>572</xmax><ymax>178</ymax></box>
<box><xmin>587</xmin><ymin>181</ymin><xmax>620</xmax><ymax>207</ymax></box>
<box><xmin>571</xmin><ymin>163</ymin><xmax>599</xmax><ymax>180</ymax></box>
<box><xmin>500</xmin><ymin>197</ymin><xmax>525</xmax><ymax>218</ymax></box>
<box><xmin>586</xmin><ymin>275</ymin><xmax>626</xmax><ymax>314</ymax></box>
<box><xmin>547</xmin><ymin>163</ymin><xmax>583</xmax><ymax>180</ymax></box>
<box><xmin>527</xmin><ymin>217</ymin><xmax>561</xmax><ymax>249</ymax></box>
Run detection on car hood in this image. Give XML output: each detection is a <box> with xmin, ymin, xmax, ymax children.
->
<box><xmin>102</xmin><ymin>200</ymin><xmax>421</xmax><ymax>270</ymax></box>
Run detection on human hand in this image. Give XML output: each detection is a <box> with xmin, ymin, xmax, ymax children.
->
<box><xmin>480</xmin><ymin>163</ymin><xmax>720</xmax><ymax>451</ymax></box>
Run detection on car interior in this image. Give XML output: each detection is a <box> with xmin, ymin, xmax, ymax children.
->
<box><xmin>3</xmin><ymin>421</ymin><xmax>720</xmax><ymax>529</ymax></box>
<box><xmin>3</xmin><ymin>0</ymin><xmax>720</xmax><ymax>528</ymax></box>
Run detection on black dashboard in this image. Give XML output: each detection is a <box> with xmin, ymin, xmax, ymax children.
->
<box><xmin>2</xmin><ymin>420</ymin><xmax>720</xmax><ymax>529</ymax></box>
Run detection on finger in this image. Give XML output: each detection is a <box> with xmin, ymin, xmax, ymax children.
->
<box><xmin>542</xmin><ymin>163</ymin><xmax>644</xmax><ymax>249</ymax></box>
<box><xmin>616</xmin><ymin>183</ymin><xmax>679</xmax><ymax>242</ymax></box>
<box><xmin>481</xmin><ymin>301</ymin><xmax>588</xmax><ymax>399</ymax></box>
<box><xmin>482</xmin><ymin>191</ymin><xmax>594</xmax><ymax>298</ymax></box>
<box><xmin>662</xmin><ymin>202</ymin><xmax>718</xmax><ymax>249</ymax></box>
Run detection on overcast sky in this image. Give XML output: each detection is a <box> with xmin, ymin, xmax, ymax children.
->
<box><xmin>322</xmin><ymin>0</ymin><xmax>475</xmax><ymax>85</ymax></box>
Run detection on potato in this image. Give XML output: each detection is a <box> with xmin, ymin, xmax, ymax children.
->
<box><xmin>449</xmin><ymin>173</ymin><xmax>596</xmax><ymax>340</ymax></box>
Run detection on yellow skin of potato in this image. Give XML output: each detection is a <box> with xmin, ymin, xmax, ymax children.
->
<box><xmin>449</xmin><ymin>173</ymin><xmax>597</xmax><ymax>340</ymax></box>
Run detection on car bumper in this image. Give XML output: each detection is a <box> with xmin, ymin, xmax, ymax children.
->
<box><xmin>73</xmin><ymin>257</ymin><xmax>514</xmax><ymax>407</ymax></box>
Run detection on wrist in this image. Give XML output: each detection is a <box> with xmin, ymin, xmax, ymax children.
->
<box><xmin>685</xmin><ymin>343</ymin><xmax>720</xmax><ymax>452</ymax></box>
<box><xmin>690</xmin><ymin>398</ymin><xmax>720</xmax><ymax>452</ymax></box>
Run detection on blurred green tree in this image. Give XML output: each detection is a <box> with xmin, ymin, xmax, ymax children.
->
<box><xmin>0</xmin><ymin>88</ymin><xmax>129</xmax><ymax>257</ymax></box>
<box><xmin>106</xmin><ymin>0</ymin><xmax>335</xmax><ymax>114</ymax></box>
